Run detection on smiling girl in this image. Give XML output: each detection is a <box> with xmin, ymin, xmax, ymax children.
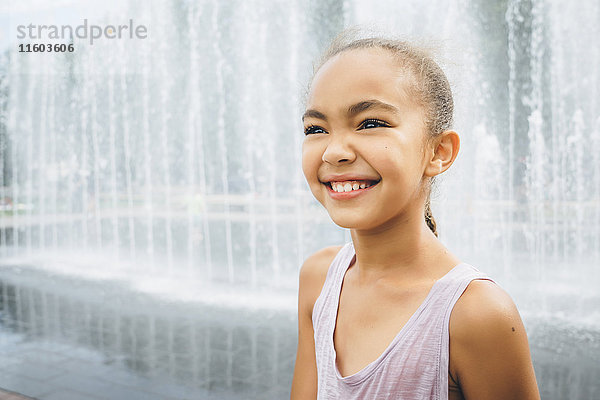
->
<box><xmin>290</xmin><ymin>31</ymin><xmax>540</xmax><ymax>400</ymax></box>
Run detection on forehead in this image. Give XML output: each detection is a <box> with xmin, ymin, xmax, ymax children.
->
<box><xmin>307</xmin><ymin>48</ymin><xmax>414</xmax><ymax>111</ymax></box>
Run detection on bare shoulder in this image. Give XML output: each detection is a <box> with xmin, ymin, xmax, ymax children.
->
<box><xmin>449</xmin><ymin>279</ymin><xmax>540</xmax><ymax>399</ymax></box>
<box><xmin>299</xmin><ymin>245</ymin><xmax>343</xmax><ymax>279</ymax></box>
<box><xmin>298</xmin><ymin>245</ymin><xmax>343</xmax><ymax>318</ymax></box>
<box><xmin>450</xmin><ymin>279</ymin><xmax>527</xmax><ymax>356</ymax></box>
<box><xmin>450</xmin><ymin>279</ymin><xmax>522</xmax><ymax>335</ymax></box>
<box><xmin>291</xmin><ymin>246</ymin><xmax>342</xmax><ymax>399</ymax></box>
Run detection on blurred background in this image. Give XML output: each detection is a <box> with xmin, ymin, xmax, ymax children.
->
<box><xmin>0</xmin><ymin>0</ymin><xmax>598</xmax><ymax>399</ymax></box>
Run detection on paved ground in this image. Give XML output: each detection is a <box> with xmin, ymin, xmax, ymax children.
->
<box><xmin>0</xmin><ymin>266</ymin><xmax>296</xmax><ymax>400</ymax></box>
<box><xmin>0</xmin><ymin>333</ymin><xmax>292</xmax><ymax>400</ymax></box>
<box><xmin>0</xmin><ymin>389</ymin><xmax>33</xmax><ymax>400</ymax></box>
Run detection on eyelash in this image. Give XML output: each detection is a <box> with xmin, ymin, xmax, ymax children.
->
<box><xmin>303</xmin><ymin>119</ymin><xmax>390</xmax><ymax>135</ymax></box>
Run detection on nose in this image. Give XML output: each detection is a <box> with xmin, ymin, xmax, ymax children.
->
<box><xmin>322</xmin><ymin>134</ymin><xmax>356</xmax><ymax>165</ymax></box>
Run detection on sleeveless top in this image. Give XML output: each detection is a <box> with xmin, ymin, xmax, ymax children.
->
<box><xmin>312</xmin><ymin>242</ymin><xmax>494</xmax><ymax>400</ymax></box>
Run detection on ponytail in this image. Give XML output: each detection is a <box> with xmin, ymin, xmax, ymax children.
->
<box><xmin>424</xmin><ymin>198</ymin><xmax>438</xmax><ymax>237</ymax></box>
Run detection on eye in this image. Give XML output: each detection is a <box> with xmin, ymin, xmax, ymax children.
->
<box><xmin>304</xmin><ymin>125</ymin><xmax>327</xmax><ymax>135</ymax></box>
<box><xmin>358</xmin><ymin>119</ymin><xmax>390</xmax><ymax>130</ymax></box>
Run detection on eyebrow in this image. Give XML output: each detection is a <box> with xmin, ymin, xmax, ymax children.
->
<box><xmin>302</xmin><ymin>99</ymin><xmax>400</xmax><ymax>122</ymax></box>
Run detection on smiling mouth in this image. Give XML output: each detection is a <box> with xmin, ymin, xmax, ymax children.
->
<box><xmin>324</xmin><ymin>179</ymin><xmax>380</xmax><ymax>193</ymax></box>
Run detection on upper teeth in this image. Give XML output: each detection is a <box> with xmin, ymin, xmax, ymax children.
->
<box><xmin>329</xmin><ymin>180</ymin><xmax>374</xmax><ymax>193</ymax></box>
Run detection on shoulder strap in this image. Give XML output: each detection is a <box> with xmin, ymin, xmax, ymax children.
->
<box><xmin>311</xmin><ymin>242</ymin><xmax>354</xmax><ymax>327</ymax></box>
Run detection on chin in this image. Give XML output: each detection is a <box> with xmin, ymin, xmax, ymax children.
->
<box><xmin>327</xmin><ymin>210</ymin><xmax>379</xmax><ymax>231</ymax></box>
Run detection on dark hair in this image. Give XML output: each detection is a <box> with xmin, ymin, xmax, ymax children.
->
<box><xmin>307</xmin><ymin>29</ymin><xmax>454</xmax><ymax>238</ymax></box>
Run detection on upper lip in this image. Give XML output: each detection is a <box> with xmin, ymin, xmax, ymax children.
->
<box><xmin>320</xmin><ymin>174</ymin><xmax>381</xmax><ymax>183</ymax></box>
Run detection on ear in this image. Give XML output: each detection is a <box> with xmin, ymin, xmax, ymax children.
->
<box><xmin>424</xmin><ymin>130</ymin><xmax>460</xmax><ymax>177</ymax></box>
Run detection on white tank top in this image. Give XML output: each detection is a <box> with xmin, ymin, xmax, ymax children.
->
<box><xmin>312</xmin><ymin>242</ymin><xmax>493</xmax><ymax>399</ymax></box>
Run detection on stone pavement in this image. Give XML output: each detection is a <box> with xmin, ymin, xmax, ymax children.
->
<box><xmin>0</xmin><ymin>389</ymin><xmax>34</xmax><ymax>400</ymax></box>
<box><xmin>0</xmin><ymin>266</ymin><xmax>297</xmax><ymax>400</ymax></box>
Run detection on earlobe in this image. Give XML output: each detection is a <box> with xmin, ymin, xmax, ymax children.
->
<box><xmin>425</xmin><ymin>158</ymin><xmax>443</xmax><ymax>178</ymax></box>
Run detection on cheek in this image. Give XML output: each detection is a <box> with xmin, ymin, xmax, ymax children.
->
<box><xmin>376</xmin><ymin>148</ymin><xmax>424</xmax><ymax>197</ymax></box>
<box><xmin>301</xmin><ymin>142</ymin><xmax>321</xmax><ymax>184</ymax></box>
<box><xmin>363</xmin><ymin>144</ymin><xmax>398</xmax><ymax>175</ymax></box>
<box><xmin>365</xmin><ymin>146</ymin><xmax>412</xmax><ymax>191</ymax></box>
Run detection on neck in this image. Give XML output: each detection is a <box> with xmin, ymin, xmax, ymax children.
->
<box><xmin>349</xmin><ymin>207</ymin><xmax>454</xmax><ymax>285</ymax></box>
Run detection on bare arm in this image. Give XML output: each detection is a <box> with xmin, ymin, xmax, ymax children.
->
<box><xmin>290</xmin><ymin>246</ymin><xmax>342</xmax><ymax>400</ymax></box>
<box><xmin>449</xmin><ymin>280</ymin><xmax>540</xmax><ymax>400</ymax></box>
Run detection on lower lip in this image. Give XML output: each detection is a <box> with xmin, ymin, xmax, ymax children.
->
<box><xmin>325</xmin><ymin>182</ymin><xmax>379</xmax><ymax>200</ymax></box>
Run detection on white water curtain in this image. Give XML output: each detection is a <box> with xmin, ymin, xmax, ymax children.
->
<box><xmin>0</xmin><ymin>0</ymin><xmax>598</xmax><ymax>323</ymax></box>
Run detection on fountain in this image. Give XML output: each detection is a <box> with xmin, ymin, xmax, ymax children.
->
<box><xmin>0</xmin><ymin>0</ymin><xmax>598</xmax><ymax>399</ymax></box>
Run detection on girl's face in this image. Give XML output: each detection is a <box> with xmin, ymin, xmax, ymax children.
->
<box><xmin>302</xmin><ymin>48</ymin><xmax>434</xmax><ymax>232</ymax></box>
